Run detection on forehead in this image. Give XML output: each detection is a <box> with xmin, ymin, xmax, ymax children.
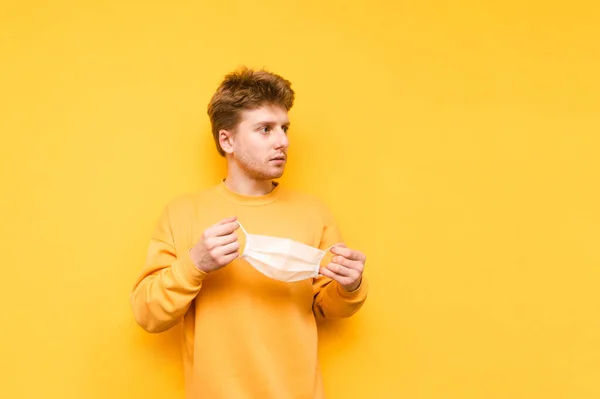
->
<box><xmin>239</xmin><ymin>104</ymin><xmax>290</xmax><ymax>125</ymax></box>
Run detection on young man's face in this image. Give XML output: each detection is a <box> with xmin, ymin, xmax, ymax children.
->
<box><xmin>223</xmin><ymin>104</ymin><xmax>290</xmax><ymax>181</ymax></box>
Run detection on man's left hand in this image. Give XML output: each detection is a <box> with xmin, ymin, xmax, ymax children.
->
<box><xmin>319</xmin><ymin>243</ymin><xmax>366</xmax><ymax>292</ymax></box>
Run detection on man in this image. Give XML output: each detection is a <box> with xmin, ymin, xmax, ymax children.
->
<box><xmin>130</xmin><ymin>66</ymin><xmax>368</xmax><ymax>399</ymax></box>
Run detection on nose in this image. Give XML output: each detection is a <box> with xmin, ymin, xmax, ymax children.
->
<box><xmin>273</xmin><ymin>128</ymin><xmax>289</xmax><ymax>149</ymax></box>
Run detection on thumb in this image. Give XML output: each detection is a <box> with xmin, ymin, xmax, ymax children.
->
<box><xmin>329</xmin><ymin>242</ymin><xmax>346</xmax><ymax>253</ymax></box>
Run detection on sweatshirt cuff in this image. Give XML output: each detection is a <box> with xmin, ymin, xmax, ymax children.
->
<box><xmin>336</xmin><ymin>276</ymin><xmax>368</xmax><ymax>300</ymax></box>
<box><xmin>175</xmin><ymin>250</ymin><xmax>208</xmax><ymax>286</ymax></box>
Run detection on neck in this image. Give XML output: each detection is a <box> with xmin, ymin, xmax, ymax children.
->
<box><xmin>223</xmin><ymin>168</ymin><xmax>275</xmax><ymax>196</ymax></box>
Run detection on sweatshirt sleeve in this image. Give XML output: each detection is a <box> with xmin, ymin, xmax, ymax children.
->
<box><xmin>130</xmin><ymin>203</ymin><xmax>207</xmax><ymax>333</ymax></box>
<box><xmin>312</xmin><ymin>200</ymin><xmax>368</xmax><ymax>320</ymax></box>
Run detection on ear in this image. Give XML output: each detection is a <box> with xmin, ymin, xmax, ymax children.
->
<box><xmin>218</xmin><ymin>129</ymin><xmax>235</xmax><ymax>155</ymax></box>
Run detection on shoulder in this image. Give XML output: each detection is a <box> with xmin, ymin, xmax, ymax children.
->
<box><xmin>162</xmin><ymin>185</ymin><xmax>220</xmax><ymax>217</ymax></box>
<box><xmin>279</xmin><ymin>185</ymin><xmax>320</xmax><ymax>204</ymax></box>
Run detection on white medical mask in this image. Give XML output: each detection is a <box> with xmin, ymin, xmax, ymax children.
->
<box><xmin>237</xmin><ymin>222</ymin><xmax>335</xmax><ymax>282</ymax></box>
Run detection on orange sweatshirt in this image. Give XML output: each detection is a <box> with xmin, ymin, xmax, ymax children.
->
<box><xmin>130</xmin><ymin>181</ymin><xmax>368</xmax><ymax>399</ymax></box>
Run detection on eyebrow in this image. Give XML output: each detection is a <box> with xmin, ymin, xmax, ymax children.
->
<box><xmin>253</xmin><ymin>120</ymin><xmax>290</xmax><ymax>127</ymax></box>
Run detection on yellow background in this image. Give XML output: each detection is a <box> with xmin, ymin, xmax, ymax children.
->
<box><xmin>1</xmin><ymin>1</ymin><xmax>599</xmax><ymax>398</ymax></box>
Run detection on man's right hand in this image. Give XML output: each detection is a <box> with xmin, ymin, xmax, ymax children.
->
<box><xmin>190</xmin><ymin>216</ymin><xmax>240</xmax><ymax>273</ymax></box>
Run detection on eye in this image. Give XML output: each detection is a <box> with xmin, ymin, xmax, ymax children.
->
<box><xmin>282</xmin><ymin>126</ymin><xmax>289</xmax><ymax>133</ymax></box>
<box><xmin>259</xmin><ymin>126</ymin><xmax>271</xmax><ymax>134</ymax></box>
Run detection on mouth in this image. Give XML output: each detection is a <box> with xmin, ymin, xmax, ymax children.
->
<box><xmin>270</xmin><ymin>155</ymin><xmax>286</xmax><ymax>162</ymax></box>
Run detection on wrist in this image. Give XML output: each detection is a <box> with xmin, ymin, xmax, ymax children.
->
<box><xmin>179</xmin><ymin>249</ymin><xmax>208</xmax><ymax>284</ymax></box>
<box><xmin>341</xmin><ymin>278</ymin><xmax>362</xmax><ymax>293</ymax></box>
<box><xmin>189</xmin><ymin>249</ymin><xmax>210</xmax><ymax>273</ymax></box>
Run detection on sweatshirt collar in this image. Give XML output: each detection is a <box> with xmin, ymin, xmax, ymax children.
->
<box><xmin>216</xmin><ymin>179</ymin><xmax>281</xmax><ymax>206</ymax></box>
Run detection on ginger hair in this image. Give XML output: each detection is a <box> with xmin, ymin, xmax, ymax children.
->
<box><xmin>207</xmin><ymin>66</ymin><xmax>295</xmax><ymax>156</ymax></box>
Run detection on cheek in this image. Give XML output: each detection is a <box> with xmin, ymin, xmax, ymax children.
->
<box><xmin>235</xmin><ymin>140</ymin><xmax>262</xmax><ymax>164</ymax></box>
<box><xmin>235</xmin><ymin>134</ymin><xmax>275</xmax><ymax>164</ymax></box>
<box><xmin>243</xmin><ymin>139</ymin><xmax>268</xmax><ymax>158</ymax></box>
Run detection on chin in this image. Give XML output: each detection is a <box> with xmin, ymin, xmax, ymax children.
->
<box><xmin>267</xmin><ymin>171</ymin><xmax>285</xmax><ymax>179</ymax></box>
<box><xmin>264</xmin><ymin>168</ymin><xmax>285</xmax><ymax>180</ymax></box>
<box><xmin>247</xmin><ymin>168</ymin><xmax>284</xmax><ymax>180</ymax></box>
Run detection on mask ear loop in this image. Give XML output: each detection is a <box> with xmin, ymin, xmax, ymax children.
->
<box><xmin>324</xmin><ymin>244</ymin><xmax>338</xmax><ymax>252</ymax></box>
<box><xmin>237</xmin><ymin>221</ymin><xmax>248</xmax><ymax>237</ymax></box>
<box><xmin>236</xmin><ymin>221</ymin><xmax>249</xmax><ymax>260</ymax></box>
<box><xmin>316</xmin><ymin>244</ymin><xmax>339</xmax><ymax>275</ymax></box>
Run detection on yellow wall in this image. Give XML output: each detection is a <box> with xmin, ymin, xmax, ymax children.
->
<box><xmin>1</xmin><ymin>1</ymin><xmax>599</xmax><ymax>398</ymax></box>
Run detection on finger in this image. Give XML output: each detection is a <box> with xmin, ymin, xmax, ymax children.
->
<box><xmin>207</xmin><ymin>220</ymin><xmax>240</xmax><ymax>237</ymax></box>
<box><xmin>328</xmin><ymin>242</ymin><xmax>346</xmax><ymax>251</ymax></box>
<box><xmin>204</xmin><ymin>233</ymin><xmax>238</xmax><ymax>249</ymax></box>
<box><xmin>220</xmin><ymin>250</ymin><xmax>240</xmax><ymax>265</ymax></box>
<box><xmin>331</xmin><ymin>245</ymin><xmax>365</xmax><ymax>262</ymax></box>
<box><xmin>323</xmin><ymin>262</ymin><xmax>353</xmax><ymax>277</ymax></box>
<box><xmin>207</xmin><ymin>216</ymin><xmax>237</xmax><ymax>232</ymax></box>
<box><xmin>332</xmin><ymin>255</ymin><xmax>364</xmax><ymax>272</ymax></box>
<box><xmin>215</xmin><ymin>240</ymin><xmax>240</xmax><ymax>258</ymax></box>
<box><xmin>215</xmin><ymin>216</ymin><xmax>237</xmax><ymax>225</ymax></box>
<box><xmin>318</xmin><ymin>266</ymin><xmax>344</xmax><ymax>282</ymax></box>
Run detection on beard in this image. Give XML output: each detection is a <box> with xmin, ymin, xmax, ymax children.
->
<box><xmin>234</xmin><ymin>148</ymin><xmax>285</xmax><ymax>180</ymax></box>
